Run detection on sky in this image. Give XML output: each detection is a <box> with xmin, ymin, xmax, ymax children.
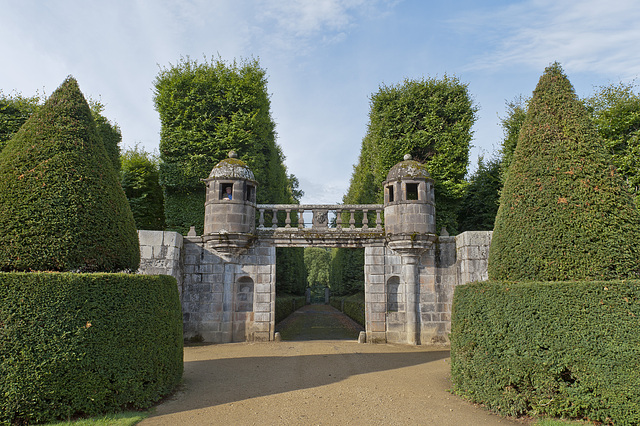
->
<box><xmin>2</xmin><ymin>0</ymin><xmax>640</xmax><ymax>204</ymax></box>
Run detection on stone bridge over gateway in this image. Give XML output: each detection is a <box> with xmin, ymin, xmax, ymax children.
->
<box><xmin>138</xmin><ymin>152</ymin><xmax>493</xmax><ymax>346</ymax></box>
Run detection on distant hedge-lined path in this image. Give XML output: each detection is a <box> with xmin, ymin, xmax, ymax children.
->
<box><xmin>275</xmin><ymin>304</ymin><xmax>364</xmax><ymax>341</ymax></box>
<box><xmin>142</xmin><ymin>341</ymin><xmax>522</xmax><ymax>425</ymax></box>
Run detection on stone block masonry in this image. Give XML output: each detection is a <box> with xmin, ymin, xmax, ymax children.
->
<box><xmin>138</xmin><ymin>230</ymin><xmax>493</xmax><ymax>345</ymax></box>
<box><xmin>138</xmin><ymin>230</ymin><xmax>184</xmax><ymax>298</ymax></box>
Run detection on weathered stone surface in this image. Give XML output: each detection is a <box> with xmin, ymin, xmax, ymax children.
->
<box><xmin>139</xmin><ymin>217</ymin><xmax>490</xmax><ymax>345</ymax></box>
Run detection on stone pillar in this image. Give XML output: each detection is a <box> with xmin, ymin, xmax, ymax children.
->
<box><xmin>402</xmin><ymin>253</ymin><xmax>420</xmax><ymax>345</ymax></box>
<box><xmin>364</xmin><ymin>245</ymin><xmax>387</xmax><ymax>343</ymax></box>
<box><xmin>222</xmin><ymin>259</ymin><xmax>236</xmax><ymax>343</ymax></box>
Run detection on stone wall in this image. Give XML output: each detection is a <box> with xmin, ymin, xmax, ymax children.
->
<box><xmin>138</xmin><ymin>230</ymin><xmax>183</xmax><ymax>297</ymax></box>
<box><xmin>456</xmin><ymin>231</ymin><xmax>492</xmax><ymax>285</ymax></box>
<box><xmin>181</xmin><ymin>238</ymin><xmax>275</xmax><ymax>343</ymax></box>
<box><xmin>138</xmin><ymin>230</ymin><xmax>492</xmax><ymax>345</ymax></box>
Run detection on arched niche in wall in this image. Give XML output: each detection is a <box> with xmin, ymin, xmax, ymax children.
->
<box><xmin>236</xmin><ymin>276</ymin><xmax>254</xmax><ymax>312</ymax></box>
<box><xmin>386</xmin><ymin>276</ymin><xmax>401</xmax><ymax>312</ymax></box>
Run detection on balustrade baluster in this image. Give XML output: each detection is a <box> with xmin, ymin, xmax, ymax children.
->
<box><xmin>259</xmin><ymin>209</ymin><xmax>265</xmax><ymax>228</ymax></box>
<box><xmin>362</xmin><ymin>209</ymin><xmax>369</xmax><ymax>230</ymax></box>
<box><xmin>271</xmin><ymin>208</ymin><xmax>278</xmax><ymax>228</ymax></box>
<box><xmin>349</xmin><ymin>209</ymin><xmax>356</xmax><ymax>229</ymax></box>
<box><xmin>285</xmin><ymin>209</ymin><xmax>291</xmax><ymax>228</ymax></box>
<box><xmin>336</xmin><ymin>209</ymin><xmax>342</xmax><ymax>229</ymax></box>
<box><xmin>298</xmin><ymin>209</ymin><xmax>305</xmax><ymax>229</ymax></box>
<box><xmin>376</xmin><ymin>209</ymin><xmax>382</xmax><ymax>229</ymax></box>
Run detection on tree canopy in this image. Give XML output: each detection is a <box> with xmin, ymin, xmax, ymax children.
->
<box><xmin>488</xmin><ymin>63</ymin><xmax>640</xmax><ymax>281</ymax></box>
<box><xmin>154</xmin><ymin>56</ymin><xmax>305</xmax><ymax>294</ymax></box>
<box><xmin>0</xmin><ymin>76</ymin><xmax>139</xmax><ymax>272</ymax></box>
<box><xmin>457</xmin><ymin>156</ymin><xmax>501</xmax><ymax>232</ymax></box>
<box><xmin>332</xmin><ymin>76</ymin><xmax>476</xmax><ymax>294</ymax></box>
<box><xmin>304</xmin><ymin>248</ymin><xmax>330</xmax><ymax>288</ymax></box>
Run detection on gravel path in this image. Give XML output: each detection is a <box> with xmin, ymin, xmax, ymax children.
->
<box><xmin>141</xmin><ymin>306</ymin><xmax>524</xmax><ymax>425</ymax></box>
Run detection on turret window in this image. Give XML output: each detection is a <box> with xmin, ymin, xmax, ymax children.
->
<box><xmin>246</xmin><ymin>184</ymin><xmax>255</xmax><ymax>202</ymax></box>
<box><xmin>220</xmin><ymin>183</ymin><xmax>233</xmax><ymax>201</ymax></box>
<box><xmin>406</xmin><ymin>183</ymin><xmax>419</xmax><ymax>200</ymax></box>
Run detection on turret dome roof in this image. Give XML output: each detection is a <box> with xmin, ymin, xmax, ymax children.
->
<box><xmin>386</xmin><ymin>154</ymin><xmax>431</xmax><ymax>181</ymax></box>
<box><xmin>208</xmin><ymin>151</ymin><xmax>256</xmax><ymax>181</ymax></box>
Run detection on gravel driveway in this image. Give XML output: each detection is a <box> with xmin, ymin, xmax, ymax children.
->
<box><xmin>141</xmin><ymin>305</ymin><xmax>523</xmax><ymax>425</ymax></box>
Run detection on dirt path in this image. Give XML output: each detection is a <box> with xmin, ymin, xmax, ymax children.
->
<box><xmin>141</xmin><ymin>306</ymin><xmax>523</xmax><ymax>426</ymax></box>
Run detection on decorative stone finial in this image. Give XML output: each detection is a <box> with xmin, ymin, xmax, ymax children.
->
<box><xmin>228</xmin><ymin>150</ymin><xmax>238</xmax><ymax>158</ymax></box>
<box><xmin>403</xmin><ymin>154</ymin><xmax>412</xmax><ymax>161</ymax></box>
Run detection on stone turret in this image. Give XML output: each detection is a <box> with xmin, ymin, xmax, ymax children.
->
<box><xmin>383</xmin><ymin>154</ymin><xmax>435</xmax><ymax>240</ymax></box>
<box><xmin>382</xmin><ymin>154</ymin><xmax>437</xmax><ymax>345</ymax></box>
<box><xmin>202</xmin><ymin>151</ymin><xmax>258</xmax><ymax>251</ymax></box>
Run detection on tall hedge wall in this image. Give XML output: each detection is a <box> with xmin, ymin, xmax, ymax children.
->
<box><xmin>154</xmin><ymin>57</ymin><xmax>293</xmax><ymax>235</ymax></box>
<box><xmin>451</xmin><ymin>280</ymin><xmax>640</xmax><ymax>424</ymax></box>
<box><xmin>0</xmin><ymin>272</ymin><xmax>183</xmax><ymax>425</ymax></box>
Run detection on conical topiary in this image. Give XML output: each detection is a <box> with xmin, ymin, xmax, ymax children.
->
<box><xmin>0</xmin><ymin>76</ymin><xmax>140</xmax><ymax>272</ymax></box>
<box><xmin>488</xmin><ymin>63</ymin><xmax>640</xmax><ymax>281</ymax></box>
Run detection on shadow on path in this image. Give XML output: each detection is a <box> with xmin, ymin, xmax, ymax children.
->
<box><xmin>275</xmin><ymin>304</ymin><xmax>364</xmax><ymax>341</ymax></box>
<box><xmin>141</xmin><ymin>306</ymin><xmax>521</xmax><ymax>425</ymax></box>
<box><xmin>145</xmin><ymin>343</ymin><xmax>449</xmax><ymax>419</ymax></box>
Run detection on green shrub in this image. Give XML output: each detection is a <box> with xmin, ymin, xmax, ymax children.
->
<box><xmin>489</xmin><ymin>63</ymin><xmax>640</xmax><ymax>281</ymax></box>
<box><xmin>451</xmin><ymin>280</ymin><xmax>640</xmax><ymax>424</ymax></box>
<box><xmin>0</xmin><ymin>77</ymin><xmax>139</xmax><ymax>272</ymax></box>
<box><xmin>275</xmin><ymin>294</ymin><xmax>306</xmax><ymax>325</ymax></box>
<box><xmin>330</xmin><ymin>293</ymin><xmax>365</xmax><ymax>327</ymax></box>
<box><xmin>0</xmin><ymin>272</ymin><xmax>183</xmax><ymax>425</ymax></box>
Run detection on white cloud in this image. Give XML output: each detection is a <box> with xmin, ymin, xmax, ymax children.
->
<box><xmin>251</xmin><ymin>0</ymin><xmax>395</xmax><ymax>55</ymax></box>
<box><xmin>458</xmin><ymin>0</ymin><xmax>640</xmax><ymax>79</ymax></box>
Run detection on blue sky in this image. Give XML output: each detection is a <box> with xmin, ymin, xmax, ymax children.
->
<box><xmin>2</xmin><ymin>0</ymin><xmax>639</xmax><ymax>203</ymax></box>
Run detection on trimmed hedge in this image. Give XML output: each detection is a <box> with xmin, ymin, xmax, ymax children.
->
<box><xmin>489</xmin><ymin>63</ymin><xmax>640</xmax><ymax>281</ymax></box>
<box><xmin>0</xmin><ymin>272</ymin><xmax>183</xmax><ymax>425</ymax></box>
<box><xmin>275</xmin><ymin>294</ymin><xmax>306</xmax><ymax>325</ymax></box>
<box><xmin>451</xmin><ymin>280</ymin><xmax>640</xmax><ymax>424</ymax></box>
<box><xmin>0</xmin><ymin>77</ymin><xmax>139</xmax><ymax>272</ymax></box>
<box><xmin>330</xmin><ymin>293</ymin><xmax>365</xmax><ymax>327</ymax></box>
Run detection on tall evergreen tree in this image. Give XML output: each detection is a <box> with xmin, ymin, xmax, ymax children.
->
<box><xmin>0</xmin><ymin>76</ymin><xmax>139</xmax><ymax>272</ymax></box>
<box><xmin>0</xmin><ymin>92</ymin><xmax>41</xmax><ymax>152</ymax></box>
<box><xmin>334</xmin><ymin>76</ymin><xmax>476</xmax><ymax>293</ymax></box>
<box><xmin>488</xmin><ymin>63</ymin><xmax>640</xmax><ymax>281</ymax></box>
<box><xmin>457</xmin><ymin>156</ymin><xmax>501</xmax><ymax>232</ymax></box>
<box><xmin>499</xmin><ymin>96</ymin><xmax>528</xmax><ymax>182</ymax></box>
<box><xmin>585</xmin><ymin>82</ymin><xmax>640</xmax><ymax>205</ymax></box>
<box><xmin>90</xmin><ymin>101</ymin><xmax>122</xmax><ymax>172</ymax></box>
<box><xmin>120</xmin><ymin>146</ymin><xmax>165</xmax><ymax>230</ymax></box>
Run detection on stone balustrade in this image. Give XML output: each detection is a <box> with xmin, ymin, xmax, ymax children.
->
<box><xmin>255</xmin><ymin>204</ymin><xmax>385</xmax><ymax>248</ymax></box>
<box><xmin>257</xmin><ymin>204</ymin><xmax>384</xmax><ymax>231</ymax></box>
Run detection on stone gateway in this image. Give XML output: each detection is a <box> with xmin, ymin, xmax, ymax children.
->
<box><xmin>138</xmin><ymin>152</ymin><xmax>491</xmax><ymax>345</ymax></box>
